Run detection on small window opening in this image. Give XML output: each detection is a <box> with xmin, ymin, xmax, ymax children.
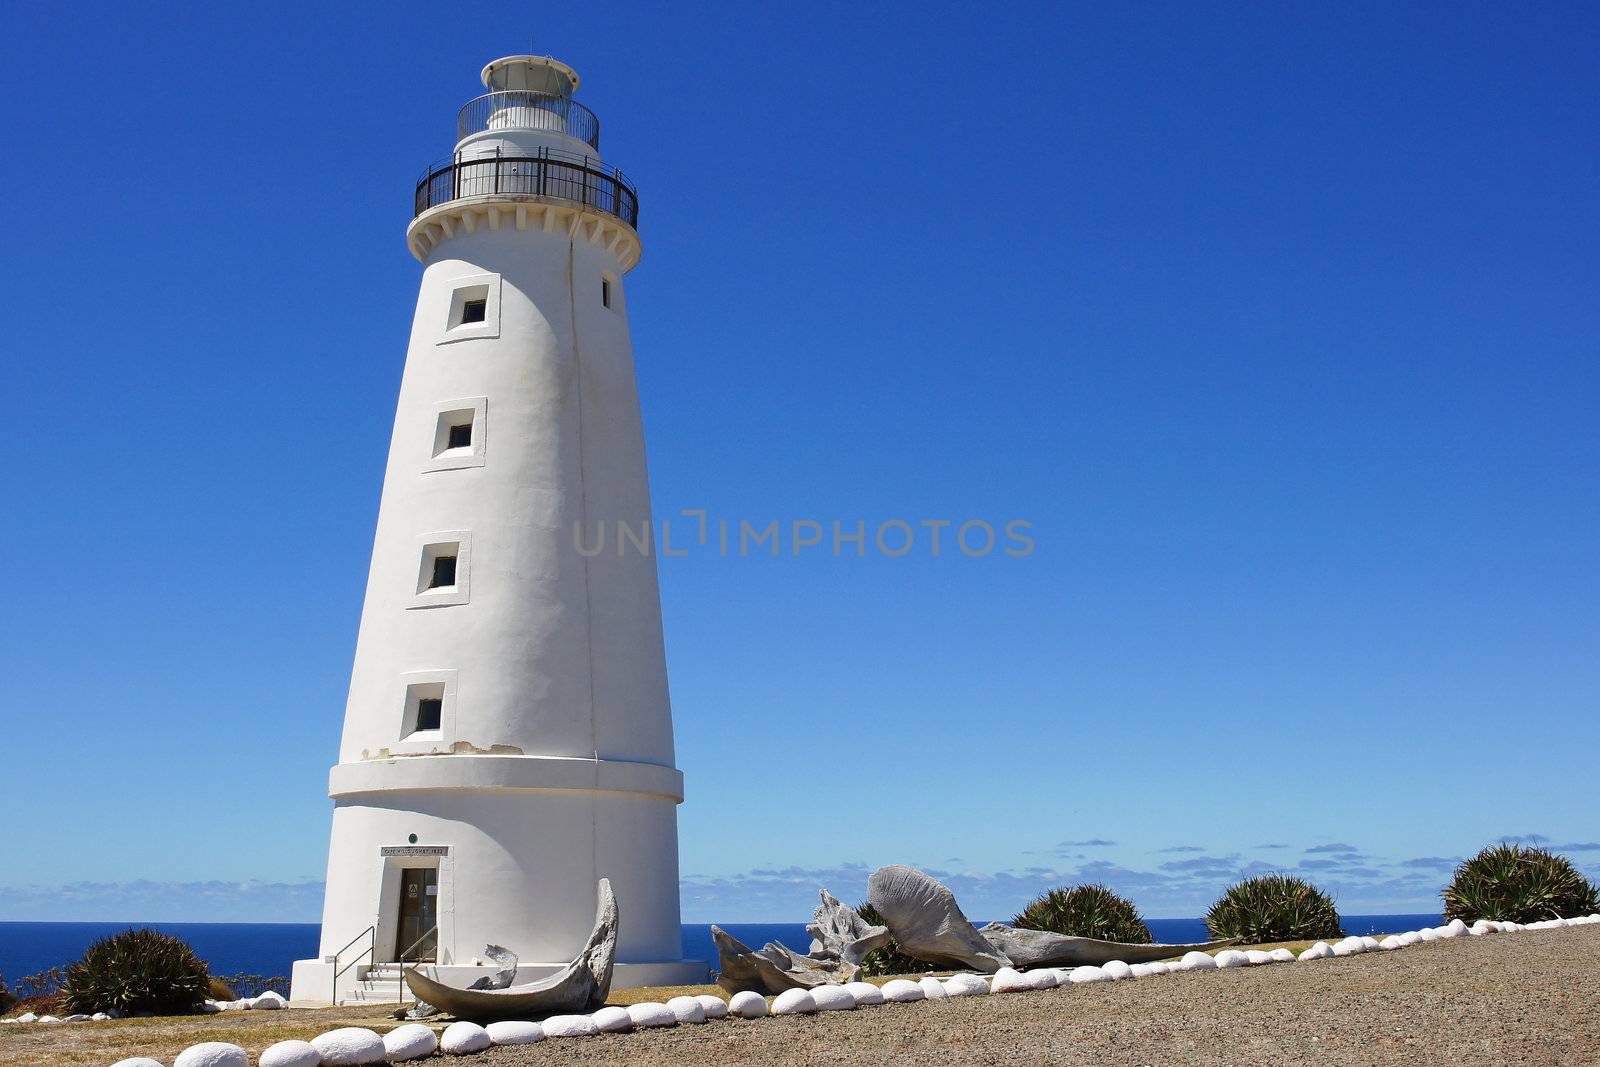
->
<box><xmin>415</xmin><ymin>697</ymin><xmax>443</xmax><ymax>732</ymax></box>
<box><xmin>429</xmin><ymin>554</ymin><xmax>458</xmax><ymax>589</ymax></box>
<box><xmin>460</xmin><ymin>298</ymin><xmax>487</xmax><ymax>324</ymax></box>
<box><xmin>601</xmin><ymin>278</ymin><xmax>611</xmax><ymax>308</ymax></box>
<box><xmin>447</xmin><ymin>422</ymin><xmax>473</xmax><ymax>450</ymax></box>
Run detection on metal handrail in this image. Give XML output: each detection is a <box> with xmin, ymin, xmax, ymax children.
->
<box><xmin>458</xmin><ymin>90</ymin><xmax>600</xmax><ymax>150</ymax></box>
<box><xmin>330</xmin><ymin>925</ymin><xmax>375</xmax><ymax>1005</ymax></box>
<box><xmin>395</xmin><ymin>924</ymin><xmax>439</xmax><ymax>1004</ymax></box>
<box><xmin>414</xmin><ymin>147</ymin><xmax>639</xmax><ymax>230</ymax></box>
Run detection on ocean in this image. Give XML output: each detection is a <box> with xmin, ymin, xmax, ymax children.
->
<box><xmin>0</xmin><ymin>915</ymin><xmax>1441</xmax><ymax>984</ymax></box>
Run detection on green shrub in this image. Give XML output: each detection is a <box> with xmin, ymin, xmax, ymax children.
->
<box><xmin>1442</xmin><ymin>843</ymin><xmax>1600</xmax><ymax>924</ymax></box>
<box><xmin>61</xmin><ymin>928</ymin><xmax>210</xmax><ymax>1016</ymax></box>
<box><xmin>1206</xmin><ymin>874</ymin><xmax>1343</xmax><ymax>943</ymax></box>
<box><xmin>1013</xmin><ymin>884</ymin><xmax>1151</xmax><ymax>943</ymax></box>
<box><xmin>0</xmin><ymin>975</ymin><xmax>16</xmax><ymax>1015</ymax></box>
<box><xmin>855</xmin><ymin>902</ymin><xmax>939</xmax><ymax>977</ymax></box>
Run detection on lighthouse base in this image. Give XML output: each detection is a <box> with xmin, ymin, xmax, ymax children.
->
<box><xmin>288</xmin><ymin>957</ymin><xmax>709</xmax><ymax>1008</ymax></box>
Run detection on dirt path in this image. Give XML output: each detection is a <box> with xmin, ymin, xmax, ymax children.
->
<box><xmin>4</xmin><ymin>926</ymin><xmax>1595</xmax><ymax>1065</ymax></box>
<box><xmin>484</xmin><ymin>926</ymin><xmax>1600</xmax><ymax>1067</ymax></box>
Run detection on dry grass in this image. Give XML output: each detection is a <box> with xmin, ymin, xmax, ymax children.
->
<box><xmin>0</xmin><ymin>938</ymin><xmax>1374</xmax><ymax>1066</ymax></box>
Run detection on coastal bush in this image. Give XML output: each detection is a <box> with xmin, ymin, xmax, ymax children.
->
<box><xmin>1442</xmin><ymin>843</ymin><xmax>1600</xmax><ymax>924</ymax></box>
<box><xmin>1206</xmin><ymin>874</ymin><xmax>1343</xmax><ymax>943</ymax></box>
<box><xmin>1013</xmin><ymin>884</ymin><xmax>1151</xmax><ymax>943</ymax></box>
<box><xmin>855</xmin><ymin>903</ymin><xmax>939</xmax><ymax>977</ymax></box>
<box><xmin>0</xmin><ymin>975</ymin><xmax>16</xmax><ymax>1014</ymax></box>
<box><xmin>61</xmin><ymin>928</ymin><xmax>210</xmax><ymax>1016</ymax></box>
<box><xmin>207</xmin><ymin>976</ymin><xmax>237</xmax><ymax>1001</ymax></box>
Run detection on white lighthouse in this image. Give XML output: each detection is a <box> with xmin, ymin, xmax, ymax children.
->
<box><xmin>290</xmin><ymin>54</ymin><xmax>702</xmax><ymax>1005</ymax></box>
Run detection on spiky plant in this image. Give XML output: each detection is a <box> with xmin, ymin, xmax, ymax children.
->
<box><xmin>855</xmin><ymin>902</ymin><xmax>938</xmax><ymax>977</ymax></box>
<box><xmin>61</xmin><ymin>928</ymin><xmax>210</xmax><ymax>1016</ymax></box>
<box><xmin>1442</xmin><ymin>844</ymin><xmax>1600</xmax><ymax>924</ymax></box>
<box><xmin>1206</xmin><ymin>874</ymin><xmax>1343</xmax><ymax>943</ymax></box>
<box><xmin>1013</xmin><ymin>884</ymin><xmax>1151</xmax><ymax>943</ymax></box>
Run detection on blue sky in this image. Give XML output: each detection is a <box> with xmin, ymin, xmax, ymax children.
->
<box><xmin>3</xmin><ymin>1</ymin><xmax>1597</xmax><ymax>924</ymax></box>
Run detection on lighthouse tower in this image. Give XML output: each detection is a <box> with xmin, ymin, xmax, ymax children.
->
<box><xmin>290</xmin><ymin>55</ymin><xmax>702</xmax><ymax>1004</ymax></box>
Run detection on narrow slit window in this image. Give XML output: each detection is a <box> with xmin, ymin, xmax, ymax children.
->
<box><xmin>601</xmin><ymin>278</ymin><xmax>611</xmax><ymax>308</ymax></box>
<box><xmin>429</xmin><ymin>553</ymin><xmax>457</xmax><ymax>589</ymax></box>
<box><xmin>447</xmin><ymin>422</ymin><xmax>473</xmax><ymax>449</ymax></box>
<box><xmin>415</xmin><ymin>697</ymin><xmax>443</xmax><ymax>732</ymax></box>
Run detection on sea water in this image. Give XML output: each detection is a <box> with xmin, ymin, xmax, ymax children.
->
<box><xmin>0</xmin><ymin>915</ymin><xmax>1441</xmax><ymax>982</ymax></box>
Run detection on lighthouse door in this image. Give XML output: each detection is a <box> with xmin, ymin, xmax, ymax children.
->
<box><xmin>394</xmin><ymin>868</ymin><xmax>438</xmax><ymax>961</ymax></box>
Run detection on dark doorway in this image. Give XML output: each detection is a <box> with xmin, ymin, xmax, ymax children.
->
<box><xmin>394</xmin><ymin>868</ymin><xmax>438</xmax><ymax>961</ymax></box>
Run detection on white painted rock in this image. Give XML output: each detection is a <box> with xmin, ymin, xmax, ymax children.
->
<box><xmin>667</xmin><ymin>995</ymin><xmax>707</xmax><ymax>1023</ymax></box>
<box><xmin>811</xmin><ymin>984</ymin><xmax>857</xmax><ymax>1011</ymax></box>
<box><xmin>1102</xmin><ymin>960</ymin><xmax>1133</xmax><ymax>980</ymax></box>
<box><xmin>1067</xmin><ymin>965</ymin><xmax>1110</xmax><ymax>983</ymax></box>
<box><xmin>1297</xmin><ymin>942</ymin><xmax>1332</xmax><ymax>962</ymax></box>
<box><xmin>881</xmin><ymin>978</ymin><xmax>926</xmax><ymax>1002</ymax></box>
<box><xmin>943</xmin><ymin>973</ymin><xmax>988</xmax><ymax>997</ymax></box>
<box><xmin>728</xmin><ymin>990</ymin><xmax>768</xmax><ymax>1018</ymax></box>
<box><xmin>311</xmin><ymin>1027</ymin><xmax>387</xmax><ymax>1065</ymax></box>
<box><xmin>772</xmin><ymin>988</ymin><xmax>818</xmax><ymax>1015</ymax></box>
<box><xmin>1128</xmin><ymin>963</ymin><xmax>1155</xmax><ymax>978</ymax></box>
<box><xmin>1269</xmin><ymin>948</ymin><xmax>1296</xmax><ymax>963</ymax></box>
<box><xmin>1398</xmin><ymin>931</ymin><xmax>1423</xmax><ymax>946</ymax></box>
<box><xmin>17</xmin><ymin>1014</ymin><xmax>37</xmax><ymax>1023</ymax></box>
<box><xmin>380</xmin><ymin>1024</ymin><xmax>439</xmax><ymax>1060</ymax></box>
<box><xmin>1418</xmin><ymin>927</ymin><xmax>1440</xmax><ymax>942</ymax></box>
<box><xmin>110</xmin><ymin>1060</ymin><xmax>166</xmax><ymax>1067</ymax></box>
<box><xmin>1331</xmin><ymin>942</ymin><xmax>1355</xmax><ymax>957</ymax></box>
<box><xmin>1444</xmin><ymin>920</ymin><xmax>1469</xmax><ymax>938</ymax></box>
<box><xmin>591</xmin><ymin>1007</ymin><xmax>632</xmax><ymax>1033</ymax></box>
<box><xmin>1023</xmin><ymin>969</ymin><xmax>1056</xmax><ymax>990</ymax></box>
<box><xmin>37</xmin><ymin>1014</ymin><xmax>61</xmax><ymax>1022</ymax></box>
<box><xmin>174</xmin><ymin>1042</ymin><xmax>250</xmax><ymax>1067</ymax></box>
<box><xmin>259</xmin><ymin>1040</ymin><xmax>322</xmax><ymax>1067</ymax></box>
<box><xmin>1146</xmin><ymin>961</ymin><xmax>1172</xmax><ymax>975</ymax></box>
<box><xmin>63</xmin><ymin>1014</ymin><xmax>91</xmax><ymax>1022</ymax></box>
<box><xmin>440</xmin><ymin>1021</ymin><xmax>491</xmax><ymax>1055</ymax></box>
<box><xmin>199</xmin><ymin>1002</ymin><xmax>222</xmax><ymax>1013</ymax></box>
<box><xmin>696</xmin><ymin>994</ymin><xmax>730</xmax><ymax>1019</ymax></box>
<box><xmin>1244</xmin><ymin>950</ymin><xmax>1273</xmax><ymax>965</ymax></box>
<box><xmin>1180</xmin><ymin>951</ymin><xmax>1219</xmax><ymax>971</ymax></box>
<box><xmin>1469</xmin><ymin>921</ymin><xmax>1494</xmax><ymax>936</ymax></box>
<box><xmin>487</xmin><ymin>1020</ymin><xmax>545</xmax><ymax>1044</ymax></box>
<box><xmin>627</xmin><ymin>1002</ymin><xmax>677</xmax><ymax>1028</ymax></box>
<box><xmin>1214</xmin><ymin>950</ymin><xmax>1249</xmax><ymax>968</ymax></box>
<box><xmin>988</xmin><ymin>967</ymin><xmax>1031</xmax><ymax>993</ymax></box>
<box><xmin>541</xmin><ymin>1014</ymin><xmax>598</xmax><ymax>1038</ymax></box>
<box><xmin>91</xmin><ymin>1012</ymin><xmax>113</xmax><ymax>1021</ymax></box>
<box><xmin>312</xmin><ymin>1023</ymin><xmax>387</xmax><ymax>1067</ymax></box>
<box><xmin>1379</xmin><ymin>936</ymin><xmax>1403</xmax><ymax>950</ymax></box>
<box><xmin>846</xmin><ymin>980</ymin><xmax>886</xmax><ymax>1004</ymax></box>
<box><xmin>254</xmin><ymin>990</ymin><xmax>288</xmax><ymax>1010</ymax></box>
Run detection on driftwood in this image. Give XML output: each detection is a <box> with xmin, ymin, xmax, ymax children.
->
<box><xmin>402</xmin><ymin>879</ymin><xmax>617</xmax><ymax>1020</ymax></box>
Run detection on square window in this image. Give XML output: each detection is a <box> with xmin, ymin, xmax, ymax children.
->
<box><xmin>440</xmin><ymin>275</ymin><xmax>499</xmax><ymax>342</ymax></box>
<box><xmin>425</xmin><ymin>399</ymin><xmax>487</xmax><ymax>472</ymax></box>
<box><xmin>415</xmin><ymin>697</ymin><xmax>443</xmax><ymax>732</ymax></box>
<box><xmin>429</xmin><ymin>554</ymin><xmax>457</xmax><ymax>589</ymax></box>
<box><xmin>400</xmin><ymin>678</ymin><xmax>449</xmax><ymax>738</ymax></box>
<box><xmin>412</xmin><ymin>534</ymin><xmax>470</xmax><ymax>607</ymax></box>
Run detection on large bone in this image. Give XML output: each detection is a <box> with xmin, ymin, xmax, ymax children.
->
<box><xmin>806</xmin><ymin>889</ymin><xmax>891</xmax><ymax>966</ymax></box>
<box><xmin>866</xmin><ymin>865</ymin><xmax>1011</xmax><ymax>971</ymax></box>
<box><xmin>712</xmin><ymin>926</ymin><xmax>856</xmax><ymax>994</ymax></box>
<box><xmin>402</xmin><ymin>879</ymin><xmax>617</xmax><ymax>1020</ymax></box>
<box><xmin>977</xmin><ymin>923</ymin><xmax>1234</xmax><ymax>968</ymax></box>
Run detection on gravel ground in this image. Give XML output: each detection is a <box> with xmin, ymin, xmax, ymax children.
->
<box><xmin>482</xmin><ymin>926</ymin><xmax>1600</xmax><ymax>1067</ymax></box>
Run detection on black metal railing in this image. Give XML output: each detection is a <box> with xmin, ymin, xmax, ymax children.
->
<box><xmin>457</xmin><ymin>91</ymin><xmax>600</xmax><ymax>151</ymax></box>
<box><xmin>414</xmin><ymin>147</ymin><xmax>639</xmax><ymax>230</ymax></box>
